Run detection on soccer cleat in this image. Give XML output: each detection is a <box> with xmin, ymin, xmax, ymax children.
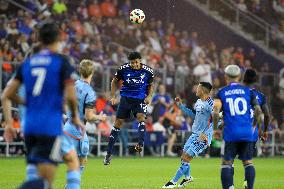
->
<box><xmin>134</xmin><ymin>144</ymin><xmax>143</xmax><ymax>153</ymax></box>
<box><xmin>103</xmin><ymin>154</ymin><xmax>112</xmax><ymax>165</ymax></box>
<box><xmin>178</xmin><ymin>176</ymin><xmax>193</xmax><ymax>188</ymax></box>
<box><xmin>162</xmin><ymin>181</ymin><xmax>177</xmax><ymax>188</ymax></box>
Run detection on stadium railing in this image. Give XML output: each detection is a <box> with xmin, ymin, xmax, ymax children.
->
<box><xmin>1</xmin><ymin>127</ymin><xmax>283</xmax><ymax>157</ymax></box>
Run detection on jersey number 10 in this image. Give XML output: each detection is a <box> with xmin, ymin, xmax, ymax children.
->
<box><xmin>226</xmin><ymin>97</ymin><xmax>247</xmax><ymax>116</ymax></box>
<box><xmin>32</xmin><ymin>68</ymin><xmax>46</xmax><ymax>96</ymax></box>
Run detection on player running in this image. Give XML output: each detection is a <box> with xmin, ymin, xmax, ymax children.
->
<box><xmin>1</xmin><ymin>22</ymin><xmax>83</xmax><ymax>189</ymax></box>
<box><xmin>213</xmin><ymin>65</ymin><xmax>262</xmax><ymax>189</ymax></box>
<box><xmin>104</xmin><ymin>51</ymin><xmax>155</xmax><ymax>165</ymax></box>
<box><xmin>242</xmin><ymin>69</ymin><xmax>270</xmax><ymax>188</ymax></box>
<box><xmin>64</xmin><ymin>59</ymin><xmax>107</xmax><ymax>176</ymax></box>
<box><xmin>162</xmin><ymin>82</ymin><xmax>214</xmax><ymax>188</ymax></box>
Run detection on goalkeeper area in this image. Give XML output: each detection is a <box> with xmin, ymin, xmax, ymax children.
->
<box><xmin>0</xmin><ymin>157</ymin><xmax>283</xmax><ymax>189</ymax></box>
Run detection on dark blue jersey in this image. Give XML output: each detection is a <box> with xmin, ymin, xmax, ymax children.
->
<box><xmin>251</xmin><ymin>88</ymin><xmax>267</xmax><ymax>141</ymax></box>
<box><xmin>15</xmin><ymin>49</ymin><xmax>75</xmax><ymax>136</ymax></box>
<box><xmin>115</xmin><ymin>63</ymin><xmax>154</xmax><ymax>99</ymax></box>
<box><xmin>216</xmin><ymin>83</ymin><xmax>258</xmax><ymax>142</ymax></box>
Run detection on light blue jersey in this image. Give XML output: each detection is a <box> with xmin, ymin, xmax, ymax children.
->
<box><xmin>178</xmin><ymin>97</ymin><xmax>214</xmax><ymax>157</ymax></box>
<box><xmin>64</xmin><ymin>79</ymin><xmax>96</xmax><ymax>157</ymax></box>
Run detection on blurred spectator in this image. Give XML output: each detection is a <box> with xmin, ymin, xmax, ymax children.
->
<box><xmin>53</xmin><ymin>0</ymin><xmax>68</xmax><ymax>14</ymax></box>
<box><xmin>279</xmin><ymin>67</ymin><xmax>284</xmax><ymax>98</ymax></box>
<box><xmin>88</xmin><ymin>0</ymin><xmax>102</xmax><ymax>17</ymax></box>
<box><xmin>210</xmin><ymin>130</ymin><xmax>222</xmax><ymax>157</ymax></box>
<box><xmin>237</xmin><ymin>0</ymin><xmax>248</xmax><ymax>12</ymax></box>
<box><xmin>193</xmin><ymin>56</ymin><xmax>212</xmax><ymax>83</ymax></box>
<box><xmin>101</xmin><ymin>0</ymin><xmax>117</xmax><ymax>17</ymax></box>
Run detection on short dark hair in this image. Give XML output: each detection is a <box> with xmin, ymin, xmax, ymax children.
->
<box><xmin>243</xmin><ymin>69</ymin><xmax>258</xmax><ymax>84</ymax></box>
<box><xmin>199</xmin><ymin>82</ymin><xmax>213</xmax><ymax>91</ymax></box>
<box><xmin>39</xmin><ymin>22</ymin><xmax>59</xmax><ymax>45</ymax></box>
<box><xmin>128</xmin><ymin>51</ymin><xmax>141</xmax><ymax>60</ymax></box>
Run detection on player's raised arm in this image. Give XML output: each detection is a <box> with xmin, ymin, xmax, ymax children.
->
<box><xmin>213</xmin><ymin>99</ymin><xmax>222</xmax><ymax>130</ymax></box>
<box><xmin>250</xmin><ymin>90</ymin><xmax>262</xmax><ymax>130</ymax></box>
<box><xmin>174</xmin><ymin>97</ymin><xmax>196</xmax><ymax>118</ymax></box>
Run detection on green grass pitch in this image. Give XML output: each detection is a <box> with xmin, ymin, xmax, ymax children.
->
<box><xmin>0</xmin><ymin>157</ymin><xmax>284</xmax><ymax>189</ymax></box>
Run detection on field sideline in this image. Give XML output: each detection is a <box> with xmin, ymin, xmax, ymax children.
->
<box><xmin>0</xmin><ymin>157</ymin><xmax>284</xmax><ymax>189</ymax></box>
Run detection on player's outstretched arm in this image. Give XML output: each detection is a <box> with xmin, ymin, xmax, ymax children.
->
<box><xmin>1</xmin><ymin>78</ymin><xmax>21</xmax><ymax>143</ymax></box>
<box><xmin>110</xmin><ymin>78</ymin><xmax>118</xmax><ymax>105</ymax></box>
<box><xmin>213</xmin><ymin>99</ymin><xmax>222</xmax><ymax>130</ymax></box>
<box><xmin>85</xmin><ymin>109</ymin><xmax>107</xmax><ymax>122</ymax></box>
<box><xmin>174</xmin><ymin>97</ymin><xmax>195</xmax><ymax>118</ymax></box>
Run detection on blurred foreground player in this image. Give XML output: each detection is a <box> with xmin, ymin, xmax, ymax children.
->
<box><xmin>1</xmin><ymin>22</ymin><xmax>83</xmax><ymax>189</ymax></box>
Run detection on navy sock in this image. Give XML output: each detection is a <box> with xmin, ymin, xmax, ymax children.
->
<box><xmin>245</xmin><ymin>164</ymin><xmax>255</xmax><ymax>189</ymax></box>
<box><xmin>137</xmin><ymin>121</ymin><xmax>146</xmax><ymax>146</ymax></box>
<box><xmin>221</xmin><ymin>165</ymin><xmax>234</xmax><ymax>189</ymax></box>
<box><xmin>172</xmin><ymin>161</ymin><xmax>189</xmax><ymax>183</ymax></box>
<box><xmin>19</xmin><ymin>178</ymin><xmax>49</xmax><ymax>189</ymax></box>
<box><xmin>66</xmin><ymin>170</ymin><xmax>80</xmax><ymax>189</ymax></box>
<box><xmin>107</xmin><ymin>127</ymin><xmax>120</xmax><ymax>155</ymax></box>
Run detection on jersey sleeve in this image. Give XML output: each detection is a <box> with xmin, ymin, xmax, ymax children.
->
<box><xmin>85</xmin><ymin>89</ymin><xmax>96</xmax><ymax>109</ymax></box>
<box><xmin>60</xmin><ymin>55</ymin><xmax>76</xmax><ymax>85</ymax></box>
<box><xmin>14</xmin><ymin>64</ymin><xmax>23</xmax><ymax>83</ymax></box>
<box><xmin>114</xmin><ymin>68</ymin><xmax>123</xmax><ymax>81</ymax></box>
<box><xmin>250</xmin><ymin>89</ymin><xmax>259</xmax><ymax>106</ymax></box>
<box><xmin>148</xmin><ymin>71</ymin><xmax>154</xmax><ymax>84</ymax></box>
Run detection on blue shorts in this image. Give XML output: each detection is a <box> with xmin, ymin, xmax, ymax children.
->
<box><xmin>116</xmin><ymin>96</ymin><xmax>147</xmax><ymax>119</ymax></box>
<box><xmin>183</xmin><ymin>132</ymin><xmax>212</xmax><ymax>157</ymax></box>
<box><xmin>63</xmin><ymin>122</ymin><xmax>89</xmax><ymax>157</ymax></box>
<box><xmin>25</xmin><ymin>135</ymin><xmax>72</xmax><ymax>165</ymax></box>
<box><xmin>222</xmin><ymin>141</ymin><xmax>254</xmax><ymax>161</ymax></box>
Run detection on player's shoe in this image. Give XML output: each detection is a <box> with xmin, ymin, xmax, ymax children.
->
<box><xmin>162</xmin><ymin>181</ymin><xmax>176</xmax><ymax>188</ymax></box>
<box><xmin>178</xmin><ymin>176</ymin><xmax>193</xmax><ymax>188</ymax></box>
<box><xmin>134</xmin><ymin>144</ymin><xmax>143</xmax><ymax>153</ymax></box>
<box><xmin>243</xmin><ymin>180</ymin><xmax>248</xmax><ymax>189</ymax></box>
<box><xmin>103</xmin><ymin>154</ymin><xmax>112</xmax><ymax>165</ymax></box>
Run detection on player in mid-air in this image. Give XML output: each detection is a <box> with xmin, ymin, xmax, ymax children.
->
<box><xmin>242</xmin><ymin>68</ymin><xmax>270</xmax><ymax>188</ymax></box>
<box><xmin>104</xmin><ymin>51</ymin><xmax>154</xmax><ymax>165</ymax></box>
<box><xmin>162</xmin><ymin>82</ymin><xmax>215</xmax><ymax>188</ymax></box>
<box><xmin>1</xmin><ymin>22</ymin><xmax>83</xmax><ymax>189</ymax></box>
<box><xmin>64</xmin><ymin>59</ymin><xmax>107</xmax><ymax>176</ymax></box>
<box><xmin>213</xmin><ymin>65</ymin><xmax>262</xmax><ymax>189</ymax></box>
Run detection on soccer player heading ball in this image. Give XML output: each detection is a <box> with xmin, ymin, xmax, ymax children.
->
<box><xmin>104</xmin><ymin>51</ymin><xmax>154</xmax><ymax>165</ymax></box>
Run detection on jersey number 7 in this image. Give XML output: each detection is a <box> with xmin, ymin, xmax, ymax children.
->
<box><xmin>32</xmin><ymin>68</ymin><xmax>46</xmax><ymax>96</ymax></box>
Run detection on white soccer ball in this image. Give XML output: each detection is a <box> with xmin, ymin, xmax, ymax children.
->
<box><xmin>130</xmin><ymin>9</ymin><xmax>145</xmax><ymax>24</ymax></box>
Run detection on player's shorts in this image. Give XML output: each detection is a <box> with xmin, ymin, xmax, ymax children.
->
<box><xmin>64</xmin><ymin>121</ymin><xmax>89</xmax><ymax>157</ymax></box>
<box><xmin>61</xmin><ymin>134</ymin><xmax>76</xmax><ymax>156</ymax></box>
<box><xmin>116</xmin><ymin>96</ymin><xmax>147</xmax><ymax>119</ymax></box>
<box><xmin>221</xmin><ymin>141</ymin><xmax>254</xmax><ymax>161</ymax></box>
<box><xmin>183</xmin><ymin>132</ymin><xmax>212</xmax><ymax>157</ymax></box>
<box><xmin>24</xmin><ymin>135</ymin><xmax>67</xmax><ymax>165</ymax></box>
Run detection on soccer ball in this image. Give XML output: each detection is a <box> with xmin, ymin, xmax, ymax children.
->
<box><xmin>130</xmin><ymin>9</ymin><xmax>145</xmax><ymax>24</ymax></box>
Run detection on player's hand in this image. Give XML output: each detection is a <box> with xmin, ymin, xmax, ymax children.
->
<box><xmin>110</xmin><ymin>97</ymin><xmax>117</xmax><ymax>106</ymax></box>
<box><xmin>4</xmin><ymin>124</ymin><xmax>17</xmax><ymax>143</ymax></box>
<box><xmin>261</xmin><ymin>131</ymin><xmax>269</xmax><ymax>141</ymax></box>
<box><xmin>98</xmin><ymin>112</ymin><xmax>107</xmax><ymax>122</ymax></box>
<box><xmin>144</xmin><ymin>96</ymin><xmax>151</xmax><ymax>104</ymax></box>
<box><xmin>72</xmin><ymin>116</ymin><xmax>85</xmax><ymax>135</ymax></box>
<box><xmin>199</xmin><ymin>133</ymin><xmax>208</xmax><ymax>144</ymax></box>
<box><xmin>174</xmin><ymin>97</ymin><xmax>182</xmax><ymax>106</ymax></box>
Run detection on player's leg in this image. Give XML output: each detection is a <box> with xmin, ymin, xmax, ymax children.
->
<box><xmin>24</xmin><ymin>137</ymin><xmax>39</xmax><ymax>181</ymax></box>
<box><xmin>132</xmin><ymin>99</ymin><xmax>148</xmax><ymax>153</ymax></box>
<box><xmin>239</xmin><ymin>142</ymin><xmax>255</xmax><ymax>189</ymax></box>
<box><xmin>62</xmin><ymin>134</ymin><xmax>81</xmax><ymax>189</ymax></box>
<box><xmin>19</xmin><ymin>135</ymin><xmax>60</xmax><ymax>189</ymax></box>
<box><xmin>221</xmin><ymin>142</ymin><xmax>236</xmax><ymax>189</ymax></box>
<box><xmin>78</xmin><ymin>133</ymin><xmax>89</xmax><ymax>175</ymax></box>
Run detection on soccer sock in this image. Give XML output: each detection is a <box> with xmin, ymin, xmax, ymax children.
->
<box><xmin>137</xmin><ymin>121</ymin><xmax>146</xmax><ymax>146</ymax></box>
<box><xmin>107</xmin><ymin>127</ymin><xmax>120</xmax><ymax>155</ymax></box>
<box><xmin>19</xmin><ymin>178</ymin><xmax>49</xmax><ymax>189</ymax></box>
<box><xmin>26</xmin><ymin>164</ymin><xmax>39</xmax><ymax>181</ymax></box>
<box><xmin>184</xmin><ymin>162</ymin><xmax>191</xmax><ymax>179</ymax></box>
<box><xmin>66</xmin><ymin>170</ymin><xmax>81</xmax><ymax>189</ymax></box>
<box><xmin>172</xmin><ymin>161</ymin><xmax>189</xmax><ymax>183</ymax></box>
<box><xmin>244</xmin><ymin>164</ymin><xmax>255</xmax><ymax>189</ymax></box>
<box><xmin>80</xmin><ymin>166</ymin><xmax>85</xmax><ymax>175</ymax></box>
<box><xmin>221</xmin><ymin>164</ymin><xmax>234</xmax><ymax>189</ymax></box>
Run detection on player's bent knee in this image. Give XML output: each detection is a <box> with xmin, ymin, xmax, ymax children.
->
<box><xmin>80</xmin><ymin>157</ymin><xmax>87</xmax><ymax>166</ymax></box>
<box><xmin>64</xmin><ymin>150</ymin><xmax>80</xmax><ymax>170</ymax></box>
<box><xmin>114</xmin><ymin>119</ymin><xmax>124</xmax><ymax>128</ymax></box>
<box><xmin>136</xmin><ymin>113</ymin><xmax>145</xmax><ymax>121</ymax></box>
<box><xmin>181</xmin><ymin>152</ymin><xmax>192</xmax><ymax>163</ymax></box>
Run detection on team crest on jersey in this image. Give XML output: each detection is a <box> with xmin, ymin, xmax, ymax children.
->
<box><xmin>126</xmin><ymin>73</ymin><xmax>145</xmax><ymax>84</ymax></box>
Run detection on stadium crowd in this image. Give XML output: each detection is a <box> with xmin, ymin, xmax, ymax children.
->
<box><xmin>0</xmin><ymin>0</ymin><xmax>284</xmax><ymax>157</ymax></box>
